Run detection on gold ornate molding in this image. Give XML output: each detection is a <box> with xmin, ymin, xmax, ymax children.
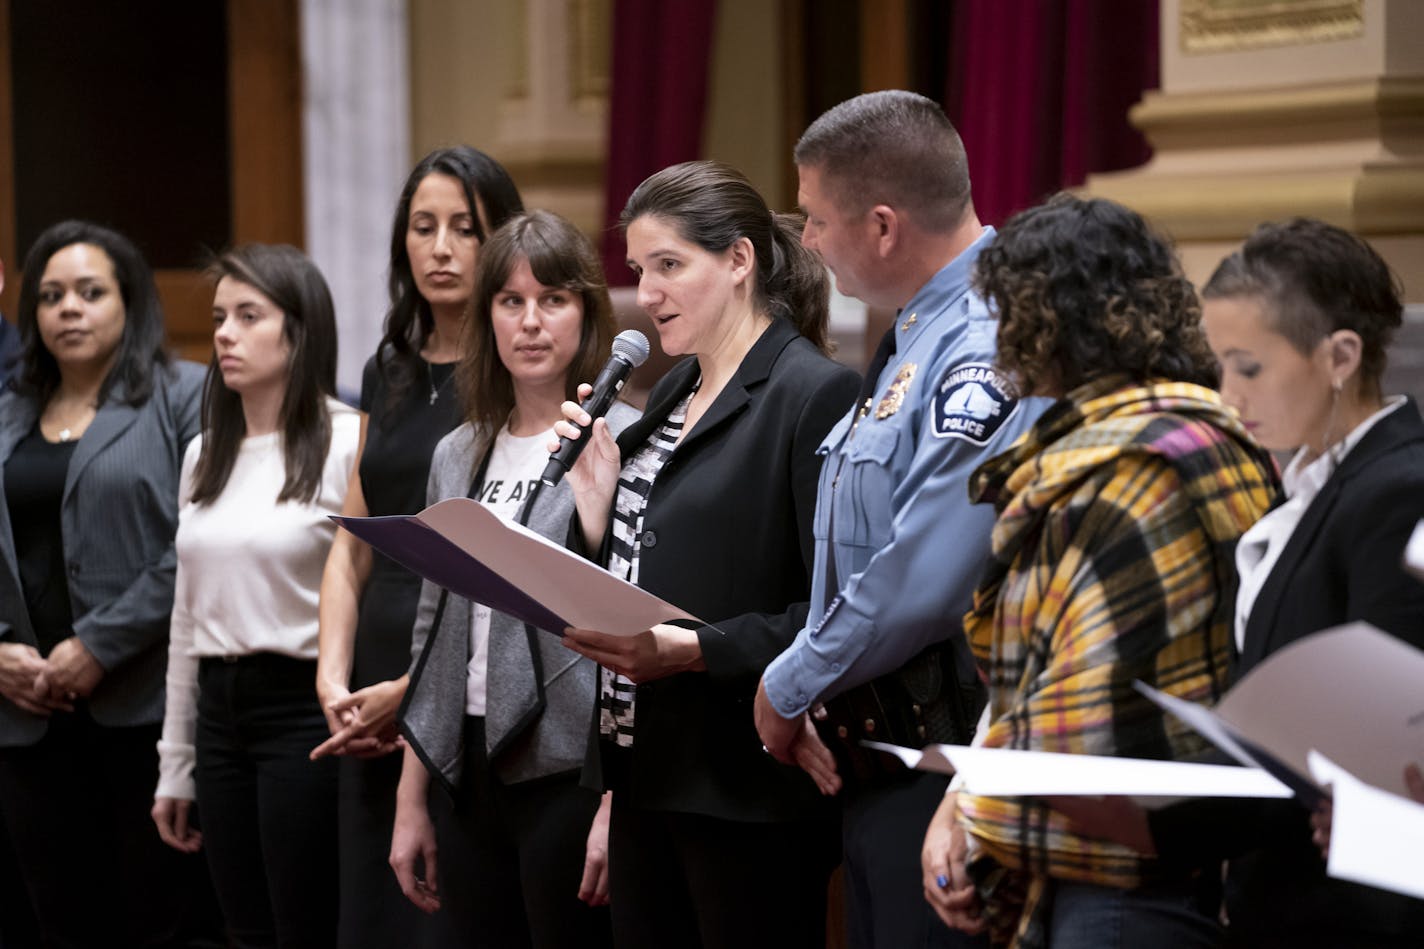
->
<box><xmin>1181</xmin><ymin>0</ymin><xmax>1363</xmax><ymax>54</ymax></box>
<box><xmin>1085</xmin><ymin>165</ymin><xmax>1424</xmax><ymax>240</ymax></box>
<box><xmin>569</xmin><ymin>0</ymin><xmax>610</xmax><ymax>101</ymax></box>
<box><xmin>1131</xmin><ymin>76</ymin><xmax>1424</xmax><ymax>148</ymax></box>
<box><xmin>507</xmin><ymin>0</ymin><xmax>529</xmax><ymax>100</ymax></box>
<box><xmin>499</xmin><ymin>150</ymin><xmax>605</xmax><ymax>190</ymax></box>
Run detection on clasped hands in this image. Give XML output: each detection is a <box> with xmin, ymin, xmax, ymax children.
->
<box><xmin>311</xmin><ymin>674</ymin><xmax>409</xmax><ymax>760</ymax></box>
<box><xmin>752</xmin><ymin>678</ymin><xmax>842</xmax><ymax>797</ymax></box>
<box><xmin>0</xmin><ymin>637</ymin><xmax>103</xmax><ymax>715</ymax></box>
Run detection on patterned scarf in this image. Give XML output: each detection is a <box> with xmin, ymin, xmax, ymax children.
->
<box><xmin>957</xmin><ymin>376</ymin><xmax>1278</xmax><ymax>947</ymax></box>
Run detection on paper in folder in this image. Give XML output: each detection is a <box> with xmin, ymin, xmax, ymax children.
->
<box><xmin>1308</xmin><ymin>751</ymin><xmax>1424</xmax><ymax>901</ymax></box>
<box><xmin>334</xmin><ymin>497</ymin><xmax>701</xmax><ymax>637</ymax></box>
<box><xmin>1139</xmin><ymin>622</ymin><xmax>1424</xmax><ymax>805</ymax></box>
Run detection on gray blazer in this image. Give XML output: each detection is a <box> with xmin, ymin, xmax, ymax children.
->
<box><xmin>401</xmin><ymin>401</ymin><xmax>640</xmax><ymax>791</ymax></box>
<box><xmin>0</xmin><ymin>361</ymin><xmax>205</xmax><ymax>745</ymax></box>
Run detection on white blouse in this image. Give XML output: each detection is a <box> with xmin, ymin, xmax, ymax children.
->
<box><xmin>1233</xmin><ymin>397</ymin><xmax>1406</xmax><ymax>652</ymax></box>
<box><xmin>156</xmin><ymin>398</ymin><xmax>361</xmax><ymax>800</ymax></box>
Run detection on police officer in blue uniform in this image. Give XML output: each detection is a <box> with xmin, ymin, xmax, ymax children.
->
<box><xmin>754</xmin><ymin>90</ymin><xmax>1050</xmax><ymax>949</ymax></box>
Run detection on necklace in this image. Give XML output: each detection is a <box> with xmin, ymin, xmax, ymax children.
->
<box><xmin>45</xmin><ymin>398</ymin><xmax>97</xmax><ymax>444</ymax></box>
<box><xmin>426</xmin><ymin>360</ymin><xmax>453</xmax><ymax>405</ymax></box>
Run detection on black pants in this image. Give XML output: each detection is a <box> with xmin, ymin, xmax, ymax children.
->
<box><xmin>337</xmin><ymin>753</ymin><xmax>465</xmax><ymax>949</ymax></box>
<box><xmin>433</xmin><ymin>717</ymin><xmax>611</xmax><ymax>949</ymax></box>
<box><xmin>0</xmin><ymin>802</ymin><xmax>39</xmax><ymax>949</ymax></box>
<box><xmin>607</xmin><ymin>795</ymin><xmax>839</xmax><ymax>949</ymax></box>
<box><xmin>0</xmin><ymin>710</ymin><xmax>223</xmax><ymax>949</ymax></box>
<box><xmin>843</xmin><ymin>770</ymin><xmax>988</xmax><ymax>949</ymax></box>
<box><xmin>196</xmin><ymin>654</ymin><xmax>338</xmax><ymax>949</ymax></box>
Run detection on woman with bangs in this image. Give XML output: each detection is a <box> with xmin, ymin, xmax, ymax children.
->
<box><xmin>390</xmin><ymin>210</ymin><xmax>635</xmax><ymax>948</ymax></box>
<box><xmin>919</xmin><ymin>194</ymin><xmax>1277</xmax><ymax>949</ymax></box>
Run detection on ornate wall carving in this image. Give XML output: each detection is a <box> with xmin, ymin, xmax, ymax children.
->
<box><xmin>1180</xmin><ymin>0</ymin><xmax>1363</xmax><ymax>54</ymax></box>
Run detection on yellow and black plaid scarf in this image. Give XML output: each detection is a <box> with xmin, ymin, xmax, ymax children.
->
<box><xmin>957</xmin><ymin>376</ymin><xmax>1278</xmax><ymax>947</ymax></box>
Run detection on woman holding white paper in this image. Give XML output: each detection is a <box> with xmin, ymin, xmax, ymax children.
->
<box><xmin>1021</xmin><ymin>218</ymin><xmax>1424</xmax><ymax>947</ymax></box>
<box><xmin>1174</xmin><ymin>218</ymin><xmax>1424</xmax><ymax>946</ymax></box>
<box><xmin>554</xmin><ymin>161</ymin><xmax>858</xmax><ymax>949</ymax></box>
<box><xmin>390</xmin><ymin>211</ymin><xmax>636</xmax><ymax>948</ymax></box>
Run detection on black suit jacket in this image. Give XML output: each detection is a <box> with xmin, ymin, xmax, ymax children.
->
<box><xmin>1225</xmin><ymin>398</ymin><xmax>1424</xmax><ymax>944</ymax></box>
<box><xmin>1238</xmin><ymin>397</ymin><xmax>1424</xmax><ymax>671</ymax></box>
<box><xmin>589</xmin><ymin>317</ymin><xmax>859</xmax><ymax>822</ymax></box>
<box><xmin>1151</xmin><ymin>398</ymin><xmax>1424</xmax><ymax>944</ymax></box>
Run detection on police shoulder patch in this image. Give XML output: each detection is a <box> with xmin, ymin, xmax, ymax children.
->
<box><xmin>931</xmin><ymin>362</ymin><xmax>1018</xmax><ymax>444</ymax></box>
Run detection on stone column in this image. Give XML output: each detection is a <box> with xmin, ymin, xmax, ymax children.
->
<box><xmin>302</xmin><ymin>0</ymin><xmax>412</xmax><ymax>397</ymax></box>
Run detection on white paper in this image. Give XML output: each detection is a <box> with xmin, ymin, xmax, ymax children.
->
<box><xmin>863</xmin><ymin>741</ymin><xmax>1291</xmax><ymax>806</ymax></box>
<box><xmin>1309</xmin><ymin>751</ymin><xmax>1424</xmax><ymax>901</ymax></box>
<box><xmin>416</xmin><ymin>496</ymin><xmax>701</xmax><ymax>636</ymax></box>
<box><xmin>1405</xmin><ymin>519</ymin><xmax>1424</xmax><ymax>583</ymax></box>
<box><xmin>1212</xmin><ymin>623</ymin><xmax>1424</xmax><ymax>798</ymax></box>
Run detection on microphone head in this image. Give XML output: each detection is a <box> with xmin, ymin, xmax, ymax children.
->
<box><xmin>611</xmin><ymin>329</ymin><xmax>651</xmax><ymax>368</ymax></box>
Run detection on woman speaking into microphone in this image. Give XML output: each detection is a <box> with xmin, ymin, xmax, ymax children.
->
<box><xmin>556</xmin><ymin>160</ymin><xmax>860</xmax><ymax>949</ymax></box>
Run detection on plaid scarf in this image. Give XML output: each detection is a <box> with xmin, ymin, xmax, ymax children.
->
<box><xmin>957</xmin><ymin>376</ymin><xmax>1278</xmax><ymax>947</ymax></box>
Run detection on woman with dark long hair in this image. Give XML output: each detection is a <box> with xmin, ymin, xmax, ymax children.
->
<box><xmin>153</xmin><ymin>243</ymin><xmax>358</xmax><ymax>948</ymax></box>
<box><xmin>311</xmin><ymin>145</ymin><xmax>522</xmax><ymax>947</ymax></box>
<box><xmin>555</xmin><ymin>160</ymin><xmax>859</xmax><ymax>949</ymax></box>
<box><xmin>0</xmin><ymin>219</ymin><xmax>216</xmax><ymax>947</ymax></box>
<box><xmin>391</xmin><ymin>210</ymin><xmax>635</xmax><ymax>948</ymax></box>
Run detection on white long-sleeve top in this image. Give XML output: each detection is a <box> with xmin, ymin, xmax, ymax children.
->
<box><xmin>156</xmin><ymin>399</ymin><xmax>361</xmax><ymax>800</ymax></box>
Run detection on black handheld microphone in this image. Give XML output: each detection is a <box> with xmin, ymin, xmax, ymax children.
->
<box><xmin>541</xmin><ymin>329</ymin><xmax>650</xmax><ymax>486</ymax></box>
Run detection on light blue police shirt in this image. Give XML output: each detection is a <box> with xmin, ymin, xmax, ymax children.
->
<box><xmin>762</xmin><ymin>226</ymin><xmax>1052</xmax><ymax>717</ymax></box>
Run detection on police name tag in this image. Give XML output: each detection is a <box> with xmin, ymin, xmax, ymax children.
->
<box><xmin>932</xmin><ymin>362</ymin><xmax>1017</xmax><ymax>444</ymax></box>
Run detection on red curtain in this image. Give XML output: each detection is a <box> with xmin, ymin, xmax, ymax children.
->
<box><xmin>945</xmin><ymin>0</ymin><xmax>1159</xmax><ymax>227</ymax></box>
<box><xmin>599</xmin><ymin>0</ymin><xmax>720</xmax><ymax>285</ymax></box>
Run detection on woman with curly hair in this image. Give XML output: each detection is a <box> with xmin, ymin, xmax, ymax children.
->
<box><xmin>920</xmin><ymin>194</ymin><xmax>1277</xmax><ymax>949</ymax></box>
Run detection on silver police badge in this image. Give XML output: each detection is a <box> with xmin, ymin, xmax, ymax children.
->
<box><xmin>932</xmin><ymin>362</ymin><xmax>1018</xmax><ymax>444</ymax></box>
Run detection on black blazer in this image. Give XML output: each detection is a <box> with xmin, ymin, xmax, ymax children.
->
<box><xmin>1238</xmin><ymin>397</ymin><xmax>1424</xmax><ymax>671</ymax></box>
<box><xmin>1223</xmin><ymin>397</ymin><xmax>1424</xmax><ymax>944</ymax></box>
<box><xmin>0</xmin><ymin>362</ymin><xmax>204</xmax><ymax>745</ymax></box>
<box><xmin>1150</xmin><ymin>399</ymin><xmax>1424</xmax><ymax>942</ymax></box>
<box><xmin>588</xmin><ymin>317</ymin><xmax>859</xmax><ymax>822</ymax></box>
